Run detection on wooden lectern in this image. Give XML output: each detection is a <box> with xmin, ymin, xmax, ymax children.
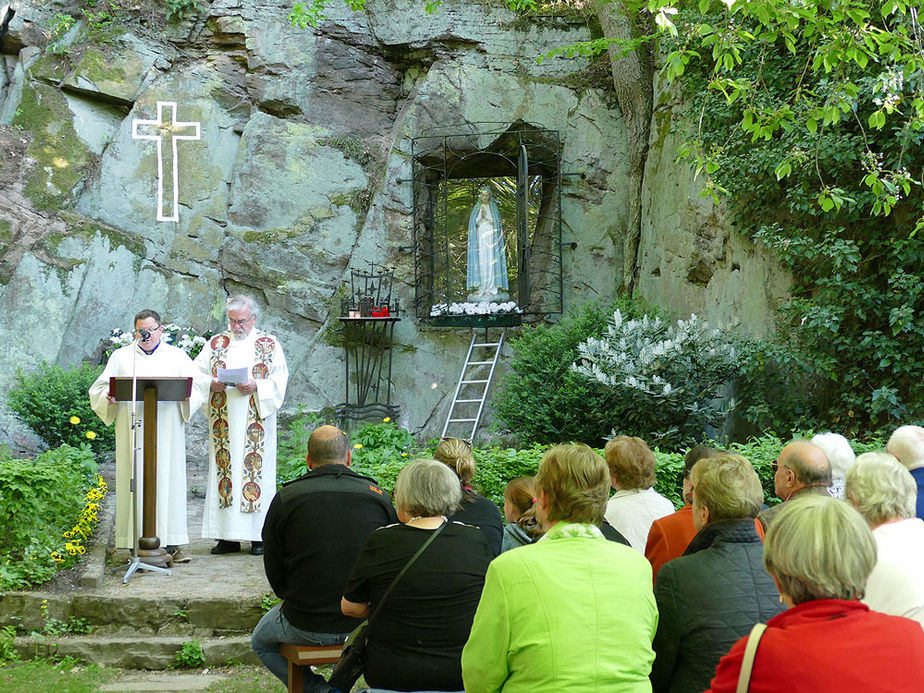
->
<box><xmin>110</xmin><ymin>376</ymin><xmax>192</xmax><ymax>575</ymax></box>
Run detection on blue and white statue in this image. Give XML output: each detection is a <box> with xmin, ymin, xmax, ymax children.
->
<box><xmin>466</xmin><ymin>185</ymin><xmax>509</xmax><ymax>301</ymax></box>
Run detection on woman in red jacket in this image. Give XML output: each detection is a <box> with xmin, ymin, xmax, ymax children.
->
<box><xmin>709</xmin><ymin>495</ymin><xmax>924</xmax><ymax>692</ymax></box>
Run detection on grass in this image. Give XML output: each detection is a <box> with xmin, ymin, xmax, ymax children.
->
<box><xmin>0</xmin><ymin>659</ymin><xmax>117</xmax><ymax>692</ymax></box>
<box><xmin>0</xmin><ymin>661</ymin><xmax>284</xmax><ymax>691</ymax></box>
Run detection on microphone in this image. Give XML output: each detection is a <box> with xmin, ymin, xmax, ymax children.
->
<box><xmin>138</xmin><ymin>329</ymin><xmax>151</xmax><ymax>341</ymax></box>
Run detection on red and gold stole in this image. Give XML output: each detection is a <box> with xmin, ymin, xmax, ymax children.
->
<box><xmin>208</xmin><ymin>333</ymin><xmax>278</xmax><ymax>512</ymax></box>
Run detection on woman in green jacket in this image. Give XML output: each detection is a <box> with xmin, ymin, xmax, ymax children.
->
<box><xmin>462</xmin><ymin>443</ymin><xmax>658</xmax><ymax>692</ymax></box>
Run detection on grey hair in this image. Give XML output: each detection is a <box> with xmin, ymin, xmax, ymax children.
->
<box><xmin>691</xmin><ymin>453</ymin><xmax>764</xmax><ymax>521</ymax></box>
<box><xmin>845</xmin><ymin>452</ymin><xmax>916</xmax><ymax>526</ymax></box>
<box><xmin>810</xmin><ymin>432</ymin><xmax>855</xmax><ymax>479</ymax></box>
<box><xmin>394</xmin><ymin>458</ymin><xmax>463</xmax><ymax>518</ymax></box>
<box><xmin>226</xmin><ymin>295</ymin><xmax>260</xmax><ymax>319</ymax></box>
<box><xmin>764</xmin><ymin>495</ymin><xmax>876</xmax><ymax>605</ymax></box>
<box><xmin>886</xmin><ymin>425</ymin><xmax>924</xmax><ymax>471</ymax></box>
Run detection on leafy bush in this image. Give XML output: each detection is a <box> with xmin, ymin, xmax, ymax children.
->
<box><xmin>174</xmin><ymin>639</ymin><xmax>205</xmax><ymax>668</ymax></box>
<box><xmin>573</xmin><ymin>311</ymin><xmax>739</xmax><ymax>449</ymax></box>
<box><xmin>651</xmin><ymin>449</ymin><xmax>686</xmax><ymax>509</ymax></box>
<box><xmin>727</xmin><ymin>434</ymin><xmax>784</xmax><ymax>507</ymax></box>
<box><xmin>278</xmin><ymin>414</ymin><xmax>416</xmax><ymax>489</ymax></box>
<box><xmin>670</xmin><ymin>7</ymin><xmax>924</xmax><ymax>434</ymax></box>
<box><xmin>7</xmin><ymin>361</ymin><xmax>114</xmax><ymax>452</ymax></box>
<box><xmin>493</xmin><ymin>298</ymin><xmax>659</xmax><ymax>447</ymax></box>
<box><xmin>349</xmin><ymin>419</ymin><xmax>416</xmax><ymax>491</ymax></box>
<box><xmin>0</xmin><ymin>625</ymin><xmax>19</xmax><ymax>666</ymax></box>
<box><xmin>733</xmin><ymin>339</ymin><xmax>817</xmax><ymax>440</ymax></box>
<box><xmin>276</xmin><ymin>408</ymin><xmax>331</xmax><ymax>485</ymax></box>
<box><xmin>0</xmin><ymin>445</ymin><xmax>99</xmax><ymax>590</ymax></box>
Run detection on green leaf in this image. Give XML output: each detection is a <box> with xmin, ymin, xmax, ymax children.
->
<box><xmin>775</xmin><ymin>161</ymin><xmax>792</xmax><ymax>180</ymax></box>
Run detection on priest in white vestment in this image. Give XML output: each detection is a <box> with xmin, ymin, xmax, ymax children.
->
<box><xmin>193</xmin><ymin>295</ymin><xmax>289</xmax><ymax>555</ymax></box>
<box><xmin>89</xmin><ymin>309</ymin><xmax>201</xmax><ymax>555</ymax></box>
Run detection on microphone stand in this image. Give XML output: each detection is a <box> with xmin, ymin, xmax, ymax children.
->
<box><xmin>123</xmin><ymin>332</ymin><xmax>172</xmax><ymax>584</ymax></box>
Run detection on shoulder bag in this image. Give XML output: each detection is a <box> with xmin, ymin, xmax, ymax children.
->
<box><xmin>735</xmin><ymin>622</ymin><xmax>768</xmax><ymax>693</ymax></box>
<box><xmin>328</xmin><ymin>521</ymin><xmax>447</xmax><ymax>692</ymax></box>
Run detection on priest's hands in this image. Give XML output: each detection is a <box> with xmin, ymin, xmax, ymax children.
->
<box><xmin>210</xmin><ymin>379</ymin><xmax>226</xmax><ymax>393</ymax></box>
<box><xmin>236</xmin><ymin>379</ymin><xmax>257</xmax><ymax>395</ymax></box>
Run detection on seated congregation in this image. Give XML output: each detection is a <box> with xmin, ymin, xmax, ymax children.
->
<box><xmin>252</xmin><ymin>424</ymin><xmax>924</xmax><ymax>692</ymax></box>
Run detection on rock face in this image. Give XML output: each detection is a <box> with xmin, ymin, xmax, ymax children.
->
<box><xmin>0</xmin><ymin>0</ymin><xmax>786</xmax><ymax>448</ymax></box>
<box><xmin>637</xmin><ymin>82</ymin><xmax>791</xmax><ymax>338</ymax></box>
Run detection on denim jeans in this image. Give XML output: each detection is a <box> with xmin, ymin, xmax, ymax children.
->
<box><xmin>251</xmin><ymin>603</ymin><xmax>349</xmax><ymax>693</ymax></box>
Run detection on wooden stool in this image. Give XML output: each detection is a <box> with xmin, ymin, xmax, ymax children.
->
<box><xmin>279</xmin><ymin>643</ymin><xmax>344</xmax><ymax>693</ymax></box>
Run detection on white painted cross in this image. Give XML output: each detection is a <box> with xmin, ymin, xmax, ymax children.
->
<box><xmin>131</xmin><ymin>101</ymin><xmax>201</xmax><ymax>223</ymax></box>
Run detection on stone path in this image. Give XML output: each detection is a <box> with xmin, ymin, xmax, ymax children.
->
<box><xmin>96</xmin><ymin>460</ymin><xmax>271</xmax><ymax>598</ymax></box>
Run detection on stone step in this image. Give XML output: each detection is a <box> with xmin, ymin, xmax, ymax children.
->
<box><xmin>13</xmin><ymin>633</ymin><xmax>260</xmax><ymax>670</ymax></box>
<box><xmin>0</xmin><ymin>592</ymin><xmax>265</xmax><ymax>635</ymax></box>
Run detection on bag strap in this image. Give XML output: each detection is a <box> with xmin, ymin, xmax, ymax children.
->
<box><xmin>736</xmin><ymin>622</ymin><xmax>768</xmax><ymax>693</ymax></box>
<box><xmin>369</xmin><ymin>520</ymin><xmax>447</xmax><ymax>623</ymax></box>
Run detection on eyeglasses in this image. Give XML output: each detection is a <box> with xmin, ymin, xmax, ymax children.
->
<box><xmin>772</xmin><ymin>461</ymin><xmax>788</xmax><ymax>473</ymax></box>
<box><xmin>134</xmin><ymin>325</ymin><xmax>162</xmax><ymax>334</ymax></box>
<box><xmin>229</xmin><ymin>316</ymin><xmax>254</xmax><ymax>327</ymax></box>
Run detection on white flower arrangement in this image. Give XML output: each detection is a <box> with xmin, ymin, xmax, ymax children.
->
<box><xmin>430</xmin><ymin>301</ymin><xmax>523</xmax><ymax>317</ymax></box>
<box><xmin>108</xmin><ymin>324</ymin><xmax>207</xmax><ymax>359</ymax></box>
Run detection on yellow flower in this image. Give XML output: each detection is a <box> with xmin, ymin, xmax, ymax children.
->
<box><xmin>383</xmin><ymin>417</ymin><xmax>391</xmax><ymax>423</ymax></box>
<box><xmin>401</xmin><ymin>453</ymin><xmax>408</xmax><ymax>457</ymax></box>
<box><xmin>85</xmin><ymin>431</ymin><xmax>97</xmax><ymax>440</ymax></box>
<box><xmin>69</xmin><ymin>416</ymin><xmax>80</xmax><ymax>425</ymax></box>
<box><xmin>354</xmin><ymin>444</ymin><xmax>363</xmax><ymax>450</ymax></box>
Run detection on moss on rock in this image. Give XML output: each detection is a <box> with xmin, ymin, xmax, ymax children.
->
<box><xmin>15</xmin><ymin>83</ymin><xmax>91</xmax><ymax>211</ymax></box>
<box><xmin>58</xmin><ymin>210</ymin><xmax>147</xmax><ymax>257</ymax></box>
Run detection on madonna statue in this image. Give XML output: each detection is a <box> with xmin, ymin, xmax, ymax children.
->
<box><xmin>466</xmin><ymin>185</ymin><xmax>509</xmax><ymax>301</ymax></box>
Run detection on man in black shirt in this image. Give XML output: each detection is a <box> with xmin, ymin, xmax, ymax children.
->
<box><xmin>251</xmin><ymin>425</ymin><xmax>398</xmax><ymax>692</ymax></box>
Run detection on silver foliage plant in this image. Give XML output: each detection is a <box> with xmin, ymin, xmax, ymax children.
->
<box><xmin>571</xmin><ymin>310</ymin><xmax>738</xmax><ymax>447</ymax></box>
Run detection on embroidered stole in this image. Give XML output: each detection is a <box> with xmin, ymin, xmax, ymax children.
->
<box><xmin>208</xmin><ymin>332</ymin><xmax>277</xmax><ymax>513</ymax></box>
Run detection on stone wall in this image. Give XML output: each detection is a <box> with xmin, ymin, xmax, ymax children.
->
<box><xmin>0</xmin><ymin>0</ymin><xmax>787</xmax><ymax>451</ymax></box>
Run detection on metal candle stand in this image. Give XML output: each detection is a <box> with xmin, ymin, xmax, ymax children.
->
<box><xmin>336</xmin><ymin>264</ymin><xmax>401</xmax><ymax>427</ymax></box>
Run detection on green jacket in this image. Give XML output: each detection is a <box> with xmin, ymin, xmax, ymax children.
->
<box><xmin>462</xmin><ymin>522</ymin><xmax>658</xmax><ymax>692</ymax></box>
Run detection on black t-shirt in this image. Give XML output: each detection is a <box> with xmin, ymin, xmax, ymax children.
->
<box><xmin>451</xmin><ymin>491</ymin><xmax>503</xmax><ymax>556</ymax></box>
<box><xmin>343</xmin><ymin>521</ymin><xmax>492</xmax><ymax>691</ymax></box>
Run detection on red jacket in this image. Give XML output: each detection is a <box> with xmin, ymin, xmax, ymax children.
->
<box><xmin>645</xmin><ymin>503</ymin><xmax>698</xmax><ymax>583</ymax></box>
<box><xmin>709</xmin><ymin>599</ymin><xmax>924</xmax><ymax>692</ymax></box>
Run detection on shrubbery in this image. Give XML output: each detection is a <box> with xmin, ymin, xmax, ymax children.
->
<box><xmin>0</xmin><ymin>444</ymin><xmax>101</xmax><ymax>590</ymax></box>
<box><xmin>273</xmin><ymin>412</ymin><xmax>882</xmax><ymax>515</ymax></box>
<box><xmin>7</xmin><ymin>361</ymin><xmax>114</xmax><ymax>452</ymax></box>
<box><xmin>574</xmin><ymin>311</ymin><xmax>738</xmax><ymax>449</ymax></box>
<box><xmin>493</xmin><ymin>298</ymin><xmax>660</xmax><ymax>447</ymax></box>
<box><xmin>670</xmin><ymin>6</ymin><xmax>924</xmax><ymax>433</ymax></box>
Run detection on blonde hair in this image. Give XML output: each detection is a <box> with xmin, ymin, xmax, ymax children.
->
<box><xmin>535</xmin><ymin>444</ymin><xmax>609</xmax><ymax>525</ymax></box>
<box><xmin>845</xmin><ymin>452</ymin><xmax>916</xmax><ymax>526</ymax></box>
<box><xmin>604</xmin><ymin>436</ymin><xmax>657</xmax><ymax>489</ymax></box>
<box><xmin>764</xmin><ymin>495</ymin><xmax>876</xmax><ymax>604</ymax></box>
<box><xmin>434</xmin><ymin>437</ymin><xmax>476</xmax><ymax>486</ymax></box>
<box><xmin>504</xmin><ymin>476</ymin><xmax>541</xmax><ymax>539</ymax></box>
<box><xmin>691</xmin><ymin>453</ymin><xmax>763</xmax><ymax>521</ymax></box>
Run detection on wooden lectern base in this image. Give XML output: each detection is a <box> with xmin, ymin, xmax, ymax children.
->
<box><xmin>138</xmin><ymin>536</ymin><xmax>173</xmax><ymax>568</ymax></box>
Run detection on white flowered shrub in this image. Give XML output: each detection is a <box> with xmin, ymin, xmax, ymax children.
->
<box><xmin>572</xmin><ymin>310</ymin><xmax>739</xmax><ymax>447</ymax></box>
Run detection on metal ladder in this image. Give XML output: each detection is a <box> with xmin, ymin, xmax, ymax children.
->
<box><xmin>441</xmin><ymin>329</ymin><xmax>505</xmax><ymax>442</ymax></box>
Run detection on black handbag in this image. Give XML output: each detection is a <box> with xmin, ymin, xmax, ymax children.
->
<box><xmin>328</xmin><ymin>521</ymin><xmax>447</xmax><ymax>692</ymax></box>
